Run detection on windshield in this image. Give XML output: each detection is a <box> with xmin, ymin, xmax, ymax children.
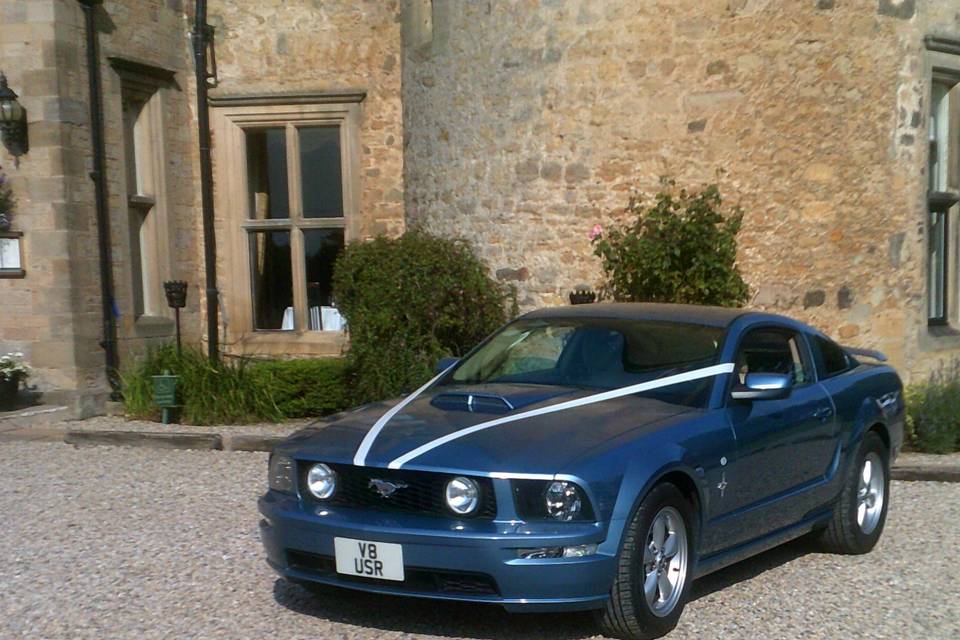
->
<box><xmin>443</xmin><ymin>318</ymin><xmax>725</xmax><ymax>408</ymax></box>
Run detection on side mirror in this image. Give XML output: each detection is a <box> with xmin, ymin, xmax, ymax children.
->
<box><xmin>435</xmin><ymin>356</ymin><xmax>460</xmax><ymax>374</ymax></box>
<box><xmin>730</xmin><ymin>373</ymin><xmax>793</xmax><ymax>401</ymax></box>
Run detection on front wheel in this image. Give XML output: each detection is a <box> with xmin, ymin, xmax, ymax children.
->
<box><xmin>596</xmin><ymin>483</ymin><xmax>695</xmax><ymax>640</ymax></box>
<box><xmin>817</xmin><ymin>431</ymin><xmax>890</xmax><ymax>554</ymax></box>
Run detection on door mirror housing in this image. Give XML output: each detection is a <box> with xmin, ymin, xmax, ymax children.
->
<box><xmin>435</xmin><ymin>356</ymin><xmax>460</xmax><ymax>374</ymax></box>
<box><xmin>730</xmin><ymin>373</ymin><xmax>793</xmax><ymax>401</ymax></box>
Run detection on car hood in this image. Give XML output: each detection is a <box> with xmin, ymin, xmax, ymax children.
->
<box><xmin>281</xmin><ymin>383</ymin><xmax>697</xmax><ymax>474</ymax></box>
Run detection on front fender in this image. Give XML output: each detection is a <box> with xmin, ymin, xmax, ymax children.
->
<box><xmin>596</xmin><ymin>443</ymin><xmax>707</xmax><ymax>558</ymax></box>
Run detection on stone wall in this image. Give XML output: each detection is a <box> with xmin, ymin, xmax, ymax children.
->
<box><xmin>208</xmin><ymin>0</ymin><xmax>405</xmax><ymax>239</ymax></box>
<box><xmin>403</xmin><ymin>0</ymin><xmax>960</xmax><ymax>382</ymax></box>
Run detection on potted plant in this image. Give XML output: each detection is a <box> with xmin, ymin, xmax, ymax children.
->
<box><xmin>0</xmin><ymin>352</ymin><xmax>29</xmax><ymax>410</ymax></box>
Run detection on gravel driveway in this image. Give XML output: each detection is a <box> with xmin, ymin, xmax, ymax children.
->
<box><xmin>1</xmin><ymin>441</ymin><xmax>957</xmax><ymax>640</ymax></box>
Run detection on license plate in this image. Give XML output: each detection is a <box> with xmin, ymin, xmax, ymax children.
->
<box><xmin>334</xmin><ymin>537</ymin><xmax>404</xmax><ymax>581</ymax></box>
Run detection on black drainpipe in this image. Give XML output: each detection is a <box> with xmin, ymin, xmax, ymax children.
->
<box><xmin>78</xmin><ymin>0</ymin><xmax>121</xmax><ymax>399</ymax></box>
<box><xmin>191</xmin><ymin>0</ymin><xmax>220</xmax><ymax>360</ymax></box>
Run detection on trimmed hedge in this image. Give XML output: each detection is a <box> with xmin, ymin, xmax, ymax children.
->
<box><xmin>247</xmin><ymin>358</ymin><xmax>351</xmax><ymax>418</ymax></box>
<box><xmin>121</xmin><ymin>344</ymin><xmax>351</xmax><ymax>424</ymax></box>
<box><xmin>333</xmin><ymin>231</ymin><xmax>509</xmax><ymax>403</ymax></box>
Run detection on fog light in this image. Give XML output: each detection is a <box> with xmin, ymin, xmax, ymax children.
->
<box><xmin>517</xmin><ymin>544</ymin><xmax>598</xmax><ymax>559</ymax></box>
<box><xmin>306</xmin><ymin>463</ymin><xmax>337</xmax><ymax>499</ymax></box>
<box><xmin>562</xmin><ymin>543</ymin><xmax>598</xmax><ymax>558</ymax></box>
<box><xmin>445</xmin><ymin>476</ymin><xmax>479</xmax><ymax>515</ymax></box>
<box><xmin>517</xmin><ymin>546</ymin><xmax>563</xmax><ymax>559</ymax></box>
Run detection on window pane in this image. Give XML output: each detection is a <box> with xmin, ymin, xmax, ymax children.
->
<box><xmin>300</xmin><ymin>127</ymin><xmax>343</xmax><ymax>218</ymax></box>
<box><xmin>304</xmin><ymin>228</ymin><xmax>345</xmax><ymax>330</ymax></box>
<box><xmin>929</xmin><ymin>209</ymin><xmax>948</xmax><ymax>321</ymax></box>
<box><xmin>246</xmin><ymin>128</ymin><xmax>290</xmax><ymax>220</ymax></box>
<box><xmin>930</xmin><ymin>83</ymin><xmax>951</xmax><ymax>193</ymax></box>
<box><xmin>815</xmin><ymin>336</ymin><xmax>852</xmax><ymax>378</ymax></box>
<box><xmin>249</xmin><ymin>231</ymin><xmax>293</xmax><ymax>330</ymax></box>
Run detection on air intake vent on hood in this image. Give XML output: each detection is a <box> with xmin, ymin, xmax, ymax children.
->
<box><xmin>430</xmin><ymin>392</ymin><xmax>515</xmax><ymax>414</ymax></box>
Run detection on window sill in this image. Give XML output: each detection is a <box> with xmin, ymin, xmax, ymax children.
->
<box><xmin>134</xmin><ymin>314</ymin><xmax>175</xmax><ymax>338</ymax></box>
<box><xmin>232</xmin><ymin>330</ymin><xmax>347</xmax><ymax>357</ymax></box>
<box><xmin>927</xmin><ymin>322</ymin><xmax>960</xmax><ymax>337</ymax></box>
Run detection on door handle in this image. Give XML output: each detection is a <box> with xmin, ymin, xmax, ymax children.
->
<box><xmin>812</xmin><ymin>407</ymin><xmax>834</xmax><ymax>422</ymax></box>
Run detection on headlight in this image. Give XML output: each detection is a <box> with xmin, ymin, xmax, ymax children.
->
<box><xmin>306</xmin><ymin>463</ymin><xmax>337</xmax><ymax>500</ymax></box>
<box><xmin>545</xmin><ymin>481</ymin><xmax>583</xmax><ymax>521</ymax></box>
<box><xmin>268</xmin><ymin>455</ymin><xmax>295</xmax><ymax>494</ymax></box>
<box><xmin>445</xmin><ymin>476</ymin><xmax>479</xmax><ymax>515</ymax></box>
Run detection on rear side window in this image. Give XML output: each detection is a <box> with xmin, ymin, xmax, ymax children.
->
<box><xmin>814</xmin><ymin>335</ymin><xmax>853</xmax><ymax>378</ymax></box>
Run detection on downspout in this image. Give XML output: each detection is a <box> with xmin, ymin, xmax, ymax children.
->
<box><xmin>78</xmin><ymin>0</ymin><xmax>121</xmax><ymax>399</ymax></box>
<box><xmin>191</xmin><ymin>0</ymin><xmax>220</xmax><ymax>360</ymax></box>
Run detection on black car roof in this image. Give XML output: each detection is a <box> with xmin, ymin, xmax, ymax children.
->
<box><xmin>521</xmin><ymin>303</ymin><xmax>750</xmax><ymax>328</ymax></box>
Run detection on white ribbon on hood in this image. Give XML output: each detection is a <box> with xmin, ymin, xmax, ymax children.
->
<box><xmin>353</xmin><ymin>362</ymin><xmax>735</xmax><ymax>468</ymax></box>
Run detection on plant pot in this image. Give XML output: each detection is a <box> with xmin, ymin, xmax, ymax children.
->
<box><xmin>0</xmin><ymin>376</ymin><xmax>19</xmax><ymax>411</ymax></box>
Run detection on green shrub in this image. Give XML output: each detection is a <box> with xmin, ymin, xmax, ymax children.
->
<box><xmin>121</xmin><ymin>345</ymin><xmax>282</xmax><ymax>425</ymax></box>
<box><xmin>591</xmin><ymin>179</ymin><xmax>749</xmax><ymax>307</ymax></box>
<box><xmin>905</xmin><ymin>362</ymin><xmax>960</xmax><ymax>453</ymax></box>
<box><xmin>247</xmin><ymin>358</ymin><xmax>351</xmax><ymax>418</ymax></box>
<box><xmin>121</xmin><ymin>345</ymin><xmax>355</xmax><ymax>424</ymax></box>
<box><xmin>333</xmin><ymin>231</ymin><xmax>508</xmax><ymax>403</ymax></box>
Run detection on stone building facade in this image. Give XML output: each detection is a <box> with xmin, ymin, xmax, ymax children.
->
<box><xmin>403</xmin><ymin>0</ymin><xmax>960</xmax><ymax>383</ymax></box>
<box><xmin>0</xmin><ymin>0</ymin><xmax>959</xmax><ymax>413</ymax></box>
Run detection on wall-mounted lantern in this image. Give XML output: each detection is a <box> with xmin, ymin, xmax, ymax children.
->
<box><xmin>0</xmin><ymin>73</ymin><xmax>28</xmax><ymax>164</ymax></box>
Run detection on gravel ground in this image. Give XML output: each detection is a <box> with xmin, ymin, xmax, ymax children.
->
<box><xmin>1</xmin><ymin>441</ymin><xmax>957</xmax><ymax>640</ymax></box>
<box><xmin>55</xmin><ymin>415</ymin><xmax>312</xmax><ymax>437</ymax></box>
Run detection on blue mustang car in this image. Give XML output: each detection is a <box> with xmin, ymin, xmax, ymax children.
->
<box><xmin>260</xmin><ymin>303</ymin><xmax>904</xmax><ymax>639</ymax></box>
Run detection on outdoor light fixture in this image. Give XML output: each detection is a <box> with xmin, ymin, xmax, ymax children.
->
<box><xmin>163</xmin><ymin>280</ymin><xmax>188</xmax><ymax>356</ymax></box>
<box><xmin>0</xmin><ymin>73</ymin><xmax>28</xmax><ymax>163</ymax></box>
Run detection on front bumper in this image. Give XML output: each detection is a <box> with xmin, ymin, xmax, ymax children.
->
<box><xmin>258</xmin><ymin>490</ymin><xmax>616</xmax><ymax>612</ymax></box>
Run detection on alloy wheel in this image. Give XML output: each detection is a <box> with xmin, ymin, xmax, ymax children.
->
<box><xmin>642</xmin><ymin>506</ymin><xmax>688</xmax><ymax>617</ymax></box>
<box><xmin>857</xmin><ymin>452</ymin><xmax>885</xmax><ymax>535</ymax></box>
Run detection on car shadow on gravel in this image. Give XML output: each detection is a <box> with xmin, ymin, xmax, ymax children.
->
<box><xmin>689</xmin><ymin>535</ymin><xmax>822</xmax><ymax>602</ymax></box>
<box><xmin>272</xmin><ymin>579</ymin><xmax>597</xmax><ymax>639</ymax></box>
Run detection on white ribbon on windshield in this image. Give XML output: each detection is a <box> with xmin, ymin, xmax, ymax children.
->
<box><xmin>353</xmin><ymin>362</ymin><xmax>735</xmax><ymax>469</ymax></box>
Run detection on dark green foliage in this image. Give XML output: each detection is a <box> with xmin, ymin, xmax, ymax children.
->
<box><xmin>591</xmin><ymin>179</ymin><xmax>749</xmax><ymax>307</ymax></box>
<box><xmin>905</xmin><ymin>362</ymin><xmax>960</xmax><ymax>453</ymax></box>
<box><xmin>333</xmin><ymin>231</ymin><xmax>508</xmax><ymax>403</ymax></box>
<box><xmin>0</xmin><ymin>168</ymin><xmax>14</xmax><ymax>218</ymax></box>
<box><xmin>122</xmin><ymin>345</ymin><xmax>354</xmax><ymax>424</ymax></box>
<box><xmin>121</xmin><ymin>345</ymin><xmax>283</xmax><ymax>425</ymax></box>
<box><xmin>247</xmin><ymin>358</ymin><xmax>351</xmax><ymax>418</ymax></box>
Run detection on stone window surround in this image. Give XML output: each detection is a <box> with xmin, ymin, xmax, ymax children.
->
<box><xmin>210</xmin><ymin>93</ymin><xmax>364</xmax><ymax>357</ymax></box>
<box><xmin>921</xmin><ymin>38</ymin><xmax>960</xmax><ymax>350</ymax></box>
<box><xmin>109</xmin><ymin>57</ymin><xmax>179</xmax><ymax>338</ymax></box>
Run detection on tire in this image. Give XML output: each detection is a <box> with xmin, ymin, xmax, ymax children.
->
<box><xmin>817</xmin><ymin>431</ymin><xmax>890</xmax><ymax>554</ymax></box>
<box><xmin>596</xmin><ymin>483</ymin><xmax>695</xmax><ymax>640</ymax></box>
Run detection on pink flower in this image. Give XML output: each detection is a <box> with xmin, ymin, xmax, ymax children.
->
<box><xmin>588</xmin><ymin>223</ymin><xmax>603</xmax><ymax>241</ymax></box>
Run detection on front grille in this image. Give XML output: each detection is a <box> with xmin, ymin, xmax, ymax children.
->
<box><xmin>298</xmin><ymin>462</ymin><xmax>497</xmax><ymax>519</ymax></box>
<box><xmin>287</xmin><ymin>549</ymin><xmax>500</xmax><ymax>596</ymax></box>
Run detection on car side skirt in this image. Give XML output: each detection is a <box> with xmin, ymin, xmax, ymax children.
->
<box><xmin>694</xmin><ymin>508</ymin><xmax>832</xmax><ymax>579</ymax></box>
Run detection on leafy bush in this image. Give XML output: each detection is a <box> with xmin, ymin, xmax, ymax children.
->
<box><xmin>121</xmin><ymin>345</ymin><xmax>282</xmax><ymax>425</ymax></box>
<box><xmin>247</xmin><ymin>358</ymin><xmax>351</xmax><ymax>418</ymax></box>
<box><xmin>591</xmin><ymin>179</ymin><xmax>749</xmax><ymax>307</ymax></box>
<box><xmin>905</xmin><ymin>362</ymin><xmax>960</xmax><ymax>453</ymax></box>
<box><xmin>333</xmin><ymin>231</ymin><xmax>508</xmax><ymax>403</ymax></box>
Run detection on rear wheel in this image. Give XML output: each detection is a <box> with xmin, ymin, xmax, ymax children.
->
<box><xmin>596</xmin><ymin>483</ymin><xmax>695</xmax><ymax>640</ymax></box>
<box><xmin>817</xmin><ymin>431</ymin><xmax>889</xmax><ymax>554</ymax></box>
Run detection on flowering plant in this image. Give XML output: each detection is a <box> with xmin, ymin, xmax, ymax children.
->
<box><xmin>0</xmin><ymin>352</ymin><xmax>30</xmax><ymax>383</ymax></box>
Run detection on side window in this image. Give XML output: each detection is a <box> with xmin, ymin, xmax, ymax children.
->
<box><xmin>735</xmin><ymin>329</ymin><xmax>811</xmax><ymax>385</ymax></box>
<box><xmin>813</xmin><ymin>335</ymin><xmax>852</xmax><ymax>379</ymax></box>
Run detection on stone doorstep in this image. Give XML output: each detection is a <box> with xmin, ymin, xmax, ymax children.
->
<box><xmin>64</xmin><ymin>430</ymin><xmax>223</xmax><ymax>451</ymax></box>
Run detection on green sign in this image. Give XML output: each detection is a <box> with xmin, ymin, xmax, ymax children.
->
<box><xmin>153</xmin><ymin>372</ymin><xmax>179</xmax><ymax>408</ymax></box>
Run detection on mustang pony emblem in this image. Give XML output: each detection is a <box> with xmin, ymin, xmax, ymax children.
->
<box><xmin>369</xmin><ymin>479</ymin><xmax>409</xmax><ymax>498</ymax></box>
